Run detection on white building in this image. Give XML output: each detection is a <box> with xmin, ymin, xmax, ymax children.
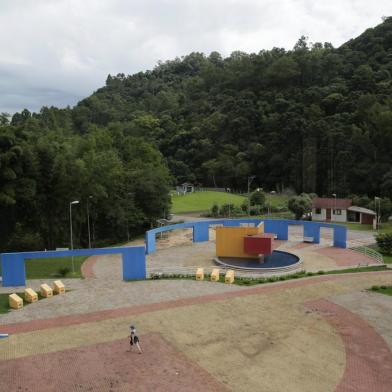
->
<box><xmin>312</xmin><ymin>198</ymin><xmax>376</xmax><ymax>225</ymax></box>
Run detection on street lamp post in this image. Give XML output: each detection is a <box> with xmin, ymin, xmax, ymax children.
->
<box><xmin>227</xmin><ymin>188</ymin><xmax>231</xmax><ymax>218</ymax></box>
<box><xmin>332</xmin><ymin>193</ymin><xmax>337</xmax><ymax>222</ymax></box>
<box><xmin>69</xmin><ymin>200</ymin><xmax>80</xmax><ymax>274</ymax></box>
<box><xmin>87</xmin><ymin>196</ymin><xmax>93</xmax><ymax>248</ymax></box>
<box><xmin>375</xmin><ymin>196</ymin><xmax>381</xmax><ymax>231</ymax></box>
<box><xmin>247</xmin><ymin>176</ymin><xmax>256</xmax><ymax>216</ymax></box>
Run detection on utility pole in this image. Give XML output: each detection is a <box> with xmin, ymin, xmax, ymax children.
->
<box><xmin>69</xmin><ymin>200</ymin><xmax>79</xmax><ymax>274</ymax></box>
<box><xmin>247</xmin><ymin>176</ymin><xmax>256</xmax><ymax>216</ymax></box>
<box><xmin>332</xmin><ymin>193</ymin><xmax>336</xmax><ymax>222</ymax></box>
<box><xmin>87</xmin><ymin>196</ymin><xmax>93</xmax><ymax>248</ymax></box>
<box><xmin>374</xmin><ymin>196</ymin><xmax>381</xmax><ymax>231</ymax></box>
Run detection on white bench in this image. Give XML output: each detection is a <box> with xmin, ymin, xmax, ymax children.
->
<box><xmin>303</xmin><ymin>237</ymin><xmax>314</xmax><ymax>243</ymax></box>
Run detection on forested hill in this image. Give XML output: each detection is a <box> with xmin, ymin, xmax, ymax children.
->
<box><xmin>1</xmin><ymin>18</ymin><xmax>392</xmax><ymax>251</ymax></box>
<box><xmin>68</xmin><ymin>17</ymin><xmax>392</xmax><ymax>197</ymax></box>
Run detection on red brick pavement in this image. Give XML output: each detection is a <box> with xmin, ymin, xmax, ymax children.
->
<box><xmin>314</xmin><ymin>247</ymin><xmax>378</xmax><ymax>267</ymax></box>
<box><xmin>80</xmin><ymin>255</ymin><xmax>99</xmax><ymax>278</ymax></box>
<box><xmin>1</xmin><ymin>271</ymin><xmax>391</xmax><ymax>335</ymax></box>
<box><xmin>305</xmin><ymin>299</ymin><xmax>392</xmax><ymax>392</ymax></box>
<box><xmin>0</xmin><ymin>333</ymin><xmax>227</xmax><ymax>392</ymax></box>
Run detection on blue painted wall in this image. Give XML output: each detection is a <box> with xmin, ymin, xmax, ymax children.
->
<box><xmin>1</xmin><ymin>246</ymin><xmax>145</xmax><ymax>287</ymax></box>
<box><xmin>145</xmin><ymin>218</ymin><xmax>347</xmax><ymax>254</ymax></box>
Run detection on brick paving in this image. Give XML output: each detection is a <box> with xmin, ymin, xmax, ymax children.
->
<box><xmin>2</xmin><ymin>271</ymin><xmax>391</xmax><ymax>335</ymax></box>
<box><xmin>306</xmin><ymin>299</ymin><xmax>392</xmax><ymax>392</ymax></box>
<box><xmin>314</xmin><ymin>247</ymin><xmax>378</xmax><ymax>267</ymax></box>
<box><xmin>0</xmin><ymin>333</ymin><xmax>227</xmax><ymax>392</ymax></box>
<box><xmin>0</xmin><ymin>225</ymin><xmax>389</xmax><ymax>392</ymax></box>
<box><xmin>80</xmin><ymin>255</ymin><xmax>99</xmax><ymax>278</ymax></box>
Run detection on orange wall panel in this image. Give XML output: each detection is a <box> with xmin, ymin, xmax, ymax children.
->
<box><xmin>215</xmin><ymin>224</ymin><xmax>264</xmax><ymax>258</ymax></box>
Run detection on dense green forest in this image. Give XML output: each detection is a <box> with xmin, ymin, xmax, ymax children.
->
<box><xmin>1</xmin><ymin>18</ymin><xmax>392</xmax><ymax>251</ymax></box>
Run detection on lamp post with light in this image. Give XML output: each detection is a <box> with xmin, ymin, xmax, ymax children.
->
<box><xmin>69</xmin><ymin>200</ymin><xmax>79</xmax><ymax>273</ymax></box>
<box><xmin>374</xmin><ymin>196</ymin><xmax>381</xmax><ymax>231</ymax></box>
<box><xmin>86</xmin><ymin>196</ymin><xmax>93</xmax><ymax>248</ymax></box>
<box><xmin>332</xmin><ymin>193</ymin><xmax>337</xmax><ymax>222</ymax></box>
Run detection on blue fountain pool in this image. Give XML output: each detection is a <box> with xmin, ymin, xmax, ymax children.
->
<box><xmin>215</xmin><ymin>250</ymin><xmax>300</xmax><ymax>271</ymax></box>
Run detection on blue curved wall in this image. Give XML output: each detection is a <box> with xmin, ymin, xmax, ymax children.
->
<box><xmin>1</xmin><ymin>246</ymin><xmax>145</xmax><ymax>287</ymax></box>
<box><xmin>145</xmin><ymin>219</ymin><xmax>347</xmax><ymax>254</ymax></box>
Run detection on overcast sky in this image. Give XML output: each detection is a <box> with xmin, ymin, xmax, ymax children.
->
<box><xmin>0</xmin><ymin>0</ymin><xmax>391</xmax><ymax>114</ymax></box>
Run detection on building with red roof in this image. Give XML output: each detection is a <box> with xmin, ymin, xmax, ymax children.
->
<box><xmin>312</xmin><ymin>198</ymin><xmax>376</xmax><ymax>225</ymax></box>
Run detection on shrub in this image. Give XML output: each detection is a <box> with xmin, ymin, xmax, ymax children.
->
<box><xmin>249</xmin><ymin>206</ymin><xmax>261</xmax><ymax>216</ymax></box>
<box><xmin>219</xmin><ymin>203</ymin><xmax>235</xmax><ymax>217</ymax></box>
<box><xmin>371</xmin><ymin>285</ymin><xmax>380</xmax><ymax>291</ymax></box>
<box><xmin>288</xmin><ymin>194</ymin><xmax>312</xmax><ymax>220</ymax></box>
<box><xmin>210</xmin><ymin>203</ymin><xmax>220</xmax><ymax>218</ymax></box>
<box><xmin>250</xmin><ymin>190</ymin><xmax>266</xmax><ymax>207</ymax></box>
<box><xmin>376</xmin><ymin>233</ymin><xmax>392</xmax><ymax>254</ymax></box>
<box><xmin>57</xmin><ymin>267</ymin><xmax>71</xmax><ymax>277</ymax></box>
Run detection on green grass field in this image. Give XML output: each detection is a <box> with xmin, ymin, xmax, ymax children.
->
<box><xmin>25</xmin><ymin>256</ymin><xmax>87</xmax><ymax>279</ymax></box>
<box><xmin>171</xmin><ymin>191</ymin><xmax>289</xmax><ymax>214</ymax></box>
<box><xmin>171</xmin><ymin>191</ymin><xmax>246</xmax><ymax>213</ymax></box>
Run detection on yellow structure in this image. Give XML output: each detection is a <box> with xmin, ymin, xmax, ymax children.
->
<box><xmin>24</xmin><ymin>288</ymin><xmax>38</xmax><ymax>303</ymax></box>
<box><xmin>9</xmin><ymin>293</ymin><xmax>23</xmax><ymax>309</ymax></box>
<box><xmin>211</xmin><ymin>268</ymin><xmax>220</xmax><ymax>282</ymax></box>
<box><xmin>53</xmin><ymin>280</ymin><xmax>65</xmax><ymax>294</ymax></box>
<box><xmin>40</xmin><ymin>283</ymin><xmax>53</xmax><ymax>298</ymax></box>
<box><xmin>225</xmin><ymin>270</ymin><xmax>235</xmax><ymax>284</ymax></box>
<box><xmin>196</xmin><ymin>268</ymin><xmax>204</xmax><ymax>281</ymax></box>
<box><xmin>215</xmin><ymin>222</ymin><xmax>264</xmax><ymax>258</ymax></box>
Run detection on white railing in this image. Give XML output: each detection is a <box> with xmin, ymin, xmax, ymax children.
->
<box><xmin>350</xmin><ymin>246</ymin><xmax>384</xmax><ymax>264</ymax></box>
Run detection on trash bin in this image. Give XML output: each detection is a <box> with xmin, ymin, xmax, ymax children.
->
<box><xmin>196</xmin><ymin>268</ymin><xmax>204</xmax><ymax>281</ymax></box>
<box><xmin>40</xmin><ymin>283</ymin><xmax>53</xmax><ymax>298</ymax></box>
<box><xmin>53</xmin><ymin>280</ymin><xmax>65</xmax><ymax>294</ymax></box>
<box><xmin>24</xmin><ymin>288</ymin><xmax>38</xmax><ymax>303</ymax></box>
<box><xmin>9</xmin><ymin>293</ymin><xmax>23</xmax><ymax>309</ymax></box>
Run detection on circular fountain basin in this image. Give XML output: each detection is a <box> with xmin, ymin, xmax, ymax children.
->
<box><xmin>214</xmin><ymin>250</ymin><xmax>301</xmax><ymax>273</ymax></box>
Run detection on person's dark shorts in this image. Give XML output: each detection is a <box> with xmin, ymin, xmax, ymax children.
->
<box><xmin>133</xmin><ymin>336</ymin><xmax>139</xmax><ymax>344</ymax></box>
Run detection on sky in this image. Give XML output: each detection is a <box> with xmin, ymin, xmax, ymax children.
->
<box><xmin>0</xmin><ymin>0</ymin><xmax>391</xmax><ymax>114</ymax></box>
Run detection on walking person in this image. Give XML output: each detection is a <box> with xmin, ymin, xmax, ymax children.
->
<box><xmin>128</xmin><ymin>325</ymin><xmax>142</xmax><ymax>354</ymax></box>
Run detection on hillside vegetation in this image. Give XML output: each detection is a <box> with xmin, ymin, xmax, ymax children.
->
<box><xmin>1</xmin><ymin>18</ymin><xmax>392</xmax><ymax>251</ymax></box>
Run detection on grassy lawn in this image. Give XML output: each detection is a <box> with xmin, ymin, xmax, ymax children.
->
<box><xmin>338</xmin><ymin>222</ymin><xmax>374</xmax><ymax>231</ymax></box>
<box><xmin>379</xmin><ymin>222</ymin><xmax>392</xmax><ymax>234</ymax></box>
<box><xmin>171</xmin><ymin>191</ymin><xmax>289</xmax><ymax>214</ymax></box>
<box><xmin>25</xmin><ymin>256</ymin><xmax>87</xmax><ymax>279</ymax></box>
<box><xmin>265</xmin><ymin>193</ymin><xmax>289</xmax><ymax>208</ymax></box>
<box><xmin>370</xmin><ymin>285</ymin><xmax>392</xmax><ymax>296</ymax></box>
<box><xmin>171</xmin><ymin>191</ymin><xmax>246</xmax><ymax>213</ymax></box>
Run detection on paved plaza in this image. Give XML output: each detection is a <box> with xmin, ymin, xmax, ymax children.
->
<box><xmin>0</xmin><ymin>226</ymin><xmax>391</xmax><ymax>391</ymax></box>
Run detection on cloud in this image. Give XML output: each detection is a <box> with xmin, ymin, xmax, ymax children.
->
<box><xmin>0</xmin><ymin>0</ymin><xmax>391</xmax><ymax>113</ymax></box>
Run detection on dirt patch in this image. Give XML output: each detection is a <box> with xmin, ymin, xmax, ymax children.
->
<box><xmin>0</xmin><ymin>334</ymin><xmax>227</xmax><ymax>392</ymax></box>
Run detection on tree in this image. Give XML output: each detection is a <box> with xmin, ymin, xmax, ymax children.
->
<box><xmin>288</xmin><ymin>194</ymin><xmax>312</xmax><ymax>220</ymax></box>
<box><xmin>376</xmin><ymin>233</ymin><xmax>392</xmax><ymax>254</ymax></box>
<box><xmin>250</xmin><ymin>189</ymin><xmax>266</xmax><ymax>207</ymax></box>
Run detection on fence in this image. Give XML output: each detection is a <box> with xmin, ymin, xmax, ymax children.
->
<box><xmin>350</xmin><ymin>246</ymin><xmax>384</xmax><ymax>264</ymax></box>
